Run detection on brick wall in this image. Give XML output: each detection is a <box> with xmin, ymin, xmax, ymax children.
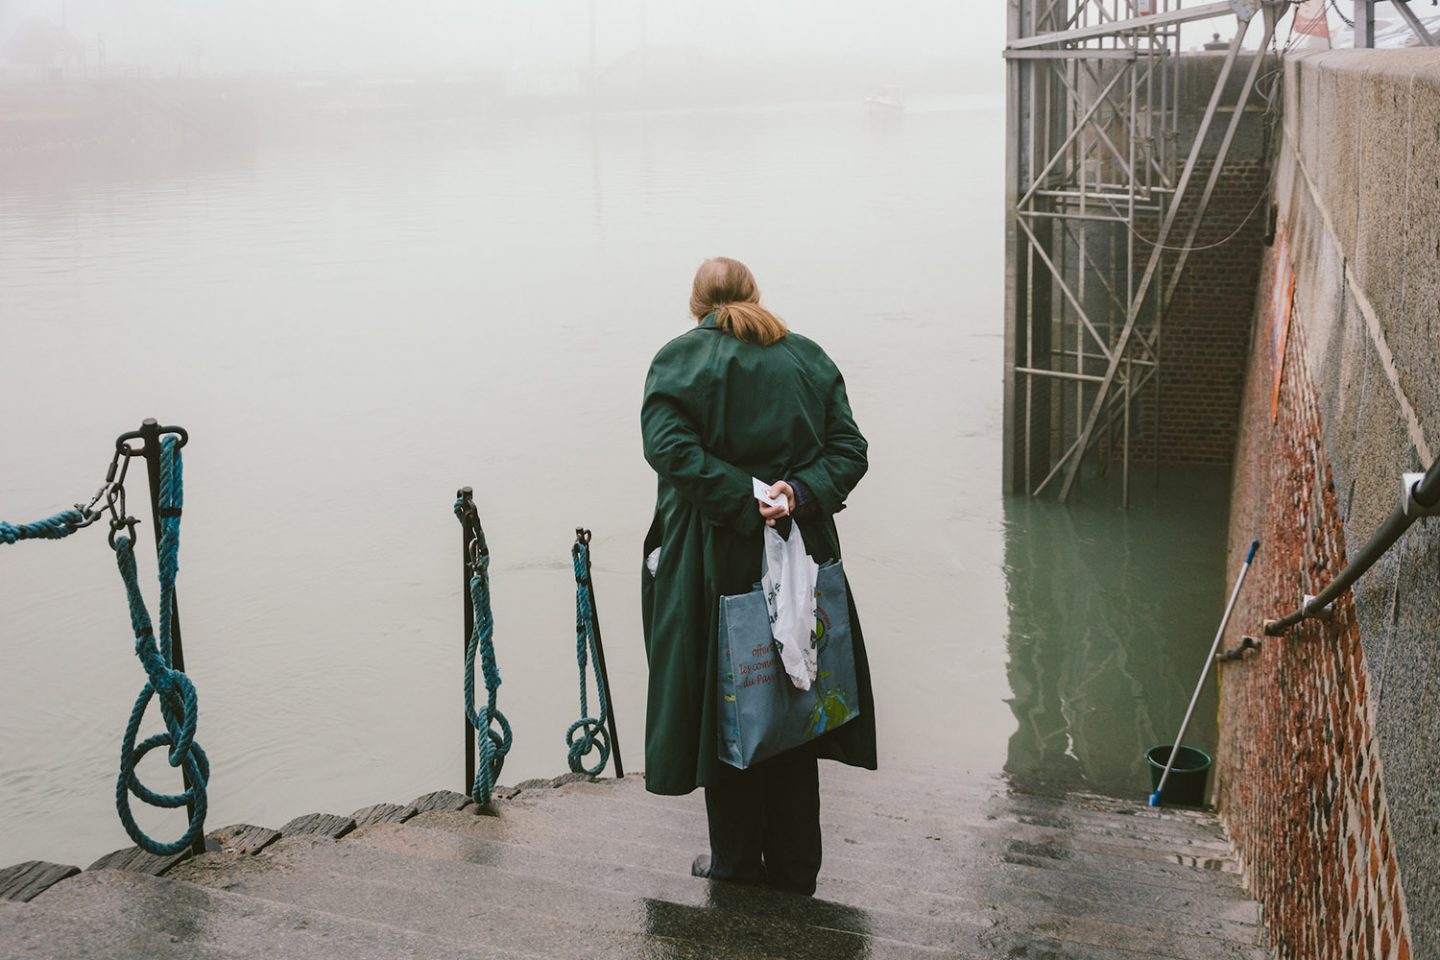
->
<box><xmin>1217</xmin><ymin>285</ymin><xmax>1412</xmax><ymax>959</ymax></box>
<box><xmin>1125</xmin><ymin>157</ymin><xmax>1269</xmax><ymax>465</ymax></box>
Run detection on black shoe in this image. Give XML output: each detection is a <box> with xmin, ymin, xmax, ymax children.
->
<box><xmin>690</xmin><ymin>854</ymin><xmax>712</xmax><ymax>878</ymax></box>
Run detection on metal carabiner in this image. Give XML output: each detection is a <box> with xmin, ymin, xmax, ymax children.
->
<box><xmin>108</xmin><ymin>513</ymin><xmax>140</xmax><ymax>549</ymax></box>
<box><xmin>74</xmin><ymin>446</ymin><xmax>134</xmax><ymax>529</ymax></box>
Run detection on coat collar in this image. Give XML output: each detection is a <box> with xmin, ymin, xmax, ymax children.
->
<box><xmin>699</xmin><ymin>311</ymin><xmax>720</xmax><ymax>330</ymax></box>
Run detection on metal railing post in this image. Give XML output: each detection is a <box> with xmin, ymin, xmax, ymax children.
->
<box><xmin>134</xmin><ymin>417</ymin><xmax>206</xmax><ymax>857</ymax></box>
<box><xmin>458</xmin><ymin>486</ymin><xmax>477</xmax><ymax>795</ymax></box>
<box><xmin>578</xmin><ymin>529</ymin><xmax>624</xmax><ymax>779</ymax></box>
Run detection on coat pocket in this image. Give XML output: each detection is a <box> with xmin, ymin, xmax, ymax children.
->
<box><xmin>640</xmin><ymin>512</ymin><xmax>664</xmax><ymax>655</ymax></box>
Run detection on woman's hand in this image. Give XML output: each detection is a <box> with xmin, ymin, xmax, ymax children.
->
<box><xmin>758</xmin><ymin>481</ymin><xmax>795</xmax><ymax>527</ymax></box>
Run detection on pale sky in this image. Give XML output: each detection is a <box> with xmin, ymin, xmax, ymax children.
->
<box><xmin>2</xmin><ymin>0</ymin><xmax>1010</xmax><ymax>75</ymax></box>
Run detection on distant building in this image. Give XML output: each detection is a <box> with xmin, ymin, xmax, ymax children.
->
<box><xmin>1</xmin><ymin>15</ymin><xmax>83</xmax><ymax>81</ymax></box>
<box><xmin>599</xmin><ymin>45</ymin><xmax>707</xmax><ymax>97</ymax></box>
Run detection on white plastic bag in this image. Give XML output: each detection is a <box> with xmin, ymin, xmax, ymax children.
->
<box><xmin>762</xmin><ymin>523</ymin><xmax>819</xmax><ymax>691</ymax></box>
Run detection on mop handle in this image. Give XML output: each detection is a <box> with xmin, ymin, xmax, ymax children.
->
<box><xmin>1149</xmin><ymin>539</ymin><xmax>1259</xmax><ymax>807</ymax></box>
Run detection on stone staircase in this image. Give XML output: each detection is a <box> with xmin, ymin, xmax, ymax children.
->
<box><xmin>0</xmin><ymin>763</ymin><xmax>1271</xmax><ymax>959</ymax></box>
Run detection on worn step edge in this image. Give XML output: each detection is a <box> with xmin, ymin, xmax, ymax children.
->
<box><xmin>609</xmin><ymin>776</ymin><xmax>1236</xmax><ymax>846</ymax></box>
<box><xmin>539</xmin><ymin>775</ymin><xmax>1236</xmax><ymax>854</ymax></box>
<box><xmin>0</xmin><ymin>860</ymin><xmax>81</xmax><ymax>903</ymax></box>
<box><xmin>24</xmin><ymin>867</ymin><xmax>529</xmax><ymax>960</ymax></box>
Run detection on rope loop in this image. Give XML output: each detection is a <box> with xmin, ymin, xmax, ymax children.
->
<box><xmin>455</xmin><ymin>498</ymin><xmax>511</xmax><ymax>805</ymax></box>
<box><xmin>567</xmin><ymin>538</ymin><xmax>610</xmax><ymax>776</ymax></box>
<box><xmin>112</xmin><ymin>435</ymin><xmax>208</xmax><ymax>856</ymax></box>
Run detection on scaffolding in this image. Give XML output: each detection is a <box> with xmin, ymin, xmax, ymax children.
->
<box><xmin>1003</xmin><ymin>0</ymin><xmax>1281</xmax><ymax>503</ymax></box>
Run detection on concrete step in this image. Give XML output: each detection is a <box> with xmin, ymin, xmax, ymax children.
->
<box><xmin>0</xmin><ymin>897</ymin><xmax>233</xmax><ymax>960</ymax></box>
<box><xmin>383</xmin><ymin>811</ymin><xmax>1264</xmax><ymax>957</ymax></box>
<box><xmin>4</xmin><ymin>763</ymin><xmax>1267</xmax><ymax>960</ymax></box>
<box><xmin>634</xmin><ymin>770</ymin><xmax>1235</xmax><ymax>848</ymax></box>
<box><xmin>175</xmin><ymin>823</ymin><xmax>1263</xmax><ymax>960</ymax></box>
<box><xmin>589</xmin><ymin>779</ymin><xmax>1241</xmax><ymax>872</ymax></box>
<box><xmin>490</xmin><ymin>781</ymin><xmax>1249</xmax><ymax>896</ymax></box>
<box><xmin>173</xmin><ymin>834</ymin><xmax>872</xmax><ymax>960</ymax></box>
<box><xmin>22</xmin><ymin>868</ymin><xmax>523</xmax><ymax>960</ymax></box>
<box><xmin>402</xmin><ymin>804</ymin><xmax>1263</xmax><ymax>933</ymax></box>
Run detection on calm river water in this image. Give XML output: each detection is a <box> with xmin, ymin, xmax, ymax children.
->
<box><xmin>0</xmin><ymin>92</ymin><xmax>1227</xmax><ymax>866</ymax></box>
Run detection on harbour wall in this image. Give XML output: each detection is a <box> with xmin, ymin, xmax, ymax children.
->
<box><xmin>1218</xmin><ymin>49</ymin><xmax>1440</xmax><ymax>960</ymax></box>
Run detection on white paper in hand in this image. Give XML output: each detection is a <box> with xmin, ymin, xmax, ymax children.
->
<box><xmin>753</xmin><ymin>477</ymin><xmax>788</xmax><ymax>510</ymax></box>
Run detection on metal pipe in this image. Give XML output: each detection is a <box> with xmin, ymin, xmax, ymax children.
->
<box><xmin>1022</xmin><ymin>209</ymin><xmax>1131</xmax><ymax>223</ymax></box>
<box><xmin>1017</xmin><ymin>216</ymin><xmax>1115</xmax><ymax>362</ymax></box>
<box><xmin>1150</xmin><ymin>539</ymin><xmax>1259</xmax><ymax>806</ymax></box>
<box><xmin>1008</xmin><ymin>1</ymin><xmax>1233</xmax><ymax>49</ymax></box>
<box><xmin>1264</xmin><ymin>459</ymin><xmax>1440</xmax><ymax>635</ymax></box>
<box><xmin>1392</xmin><ymin>0</ymin><xmax>1437</xmax><ymax>46</ymax></box>
<box><xmin>1354</xmin><ymin>0</ymin><xmax>1375</xmax><ymax>47</ymax></box>
<box><xmin>1017</xmin><ymin>68</ymin><xmax>1130</xmax><ymax>209</ymax></box>
<box><xmin>577</xmin><ymin>530</ymin><xmax>625</xmax><ymax>778</ymax></box>
<box><xmin>458</xmin><ymin>486</ymin><xmax>477</xmax><ymax>795</ymax></box>
<box><xmin>1017</xmin><ymin>366</ymin><xmax>1107</xmax><ymax>382</ymax></box>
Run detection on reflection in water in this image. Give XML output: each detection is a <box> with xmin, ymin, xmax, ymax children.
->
<box><xmin>1002</xmin><ymin>468</ymin><xmax>1231</xmax><ymax>798</ymax></box>
<box><xmin>643</xmin><ymin>886</ymin><xmax>871</xmax><ymax>960</ymax></box>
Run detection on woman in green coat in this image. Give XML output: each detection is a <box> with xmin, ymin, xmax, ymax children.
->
<box><xmin>640</xmin><ymin>256</ymin><xmax>877</xmax><ymax>895</ymax></box>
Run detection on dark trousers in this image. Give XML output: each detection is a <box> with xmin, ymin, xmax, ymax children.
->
<box><xmin>704</xmin><ymin>746</ymin><xmax>822</xmax><ymax>895</ymax></box>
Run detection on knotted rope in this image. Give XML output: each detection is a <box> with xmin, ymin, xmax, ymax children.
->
<box><xmin>0</xmin><ymin>508</ymin><xmax>89</xmax><ymax>544</ymax></box>
<box><xmin>454</xmin><ymin>499</ymin><xmax>511</xmax><ymax>806</ymax></box>
<box><xmin>112</xmin><ymin>435</ymin><xmax>209</xmax><ymax>855</ymax></box>
<box><xmin>566</xmin><ymin>537</ymin><xmax>610</xmax><ymax>776</ymax></box>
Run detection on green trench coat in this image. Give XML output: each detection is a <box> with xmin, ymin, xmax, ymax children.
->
<box><xmin>639</xmin><ymin>313</ymin><xmax>877</xmax><ymax>795</ymax></box>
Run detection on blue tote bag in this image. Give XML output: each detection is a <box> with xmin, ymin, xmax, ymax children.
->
<box><xmin>717</xmin><ymin>559</ymin><xmax>861</xmax><ymax>769</ymax></box>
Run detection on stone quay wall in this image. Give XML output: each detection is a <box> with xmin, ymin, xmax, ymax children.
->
<box><xmin>1218</xmin><ymin>50</ymin><xmax>1440</xmax><ymax>960</ymax></box>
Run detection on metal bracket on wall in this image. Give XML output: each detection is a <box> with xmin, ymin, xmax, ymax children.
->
<box><xmin>1301</xmin><ymin>594</ymin><xmax>1335</xmax><ymax>621</ymax></box>
<box><xmin>1402</xmin><ymin>472</ymin><xmax>1440</xmax><ymax>518</ymax></box>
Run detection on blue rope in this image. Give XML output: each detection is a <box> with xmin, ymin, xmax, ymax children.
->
<box><xmin>566</xmin><ymin>539</ymin><xmax>610</xmax><ymax>776</ymax></box>
<box><xmin>0</xmin><ymin>508</ymin><xmax>88</xmax><ymax>545</ymax></box>
<box><xmin>113</xmin><ymin>436</ymin><xmax>208</xmax><ymax>856</ymax></box>
<box><xmin>454</xmin><ymin>500</ymin><xmax>511</xmax><ymax>806</ymax></box>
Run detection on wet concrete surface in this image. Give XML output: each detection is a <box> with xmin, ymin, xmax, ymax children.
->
<box><xmin>5</xmin><ymin>763</ymin><xmax>1269</xmax><ymax>959</ymax></box>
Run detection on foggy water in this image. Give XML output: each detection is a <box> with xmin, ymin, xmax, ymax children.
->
<box><xmin>0</xmin><ymin>94</ymin><xmax>1226</xmax><ymax>867</ymax></box>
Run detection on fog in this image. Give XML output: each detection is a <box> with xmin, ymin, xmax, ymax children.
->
<box><xmin>3</xmin><ymin>0</ymin><xmax>1004</xmax><ymax>81</ymax></box>
<box><xmin>0</xmin><ymin>0</ymin><xmax>1234</xmax><ymax>867</ymax></box>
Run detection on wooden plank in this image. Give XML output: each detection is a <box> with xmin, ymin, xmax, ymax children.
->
<box><xmin>407</xmin><ymin>790</ymin><xmax>473</xmax><ymax>814</ymax></box>
<box><xmin>350</xmin><ymin>803</ymin><xmax>417</xmax><ymax>828</ymax></box>
<box><xmin>0</xmin><ymin>861</ymin><xmax>80</xmax><ymax>902</ymax></box>
<box><xmin>207</xmin><ymin>823</ymin><xmax>281</xmax><ymax>855</ymax></box>
<box><xmin>278</xmin><ymin>813</ymin><xmax>356</xmax><ymax>840</ymax></box>
<box><xmin>87</xmin><ymin>846</ymin><xmax>190</xmax><ymax>876</ymax></box>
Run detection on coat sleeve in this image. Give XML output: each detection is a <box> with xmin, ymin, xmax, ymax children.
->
<box><xmin>791</xmin><ymin>367</ymin><xmax>868</xmax><ymax>517</ymax></box>
<box><xmin>641</xmin><ymin>341</ymin><xmax>763</xmax><ymax>536</ymax></box>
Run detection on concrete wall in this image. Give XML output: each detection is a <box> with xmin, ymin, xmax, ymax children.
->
<box><xmin>1218</xmin><ymin>50</ymin><xmax>1440</xmax><ymax>960</ymax></box>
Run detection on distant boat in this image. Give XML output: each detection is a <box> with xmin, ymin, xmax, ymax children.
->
<box><xmin>862</xmin><ymin>86</ymin><xmax>904</xmax><ymax>112</ymax></box>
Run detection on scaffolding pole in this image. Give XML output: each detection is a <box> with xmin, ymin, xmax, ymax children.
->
<box><xmin>1003</xmin><ymin>0</ymin><xmax>1281</xmax><ymax>505</ymax></box>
